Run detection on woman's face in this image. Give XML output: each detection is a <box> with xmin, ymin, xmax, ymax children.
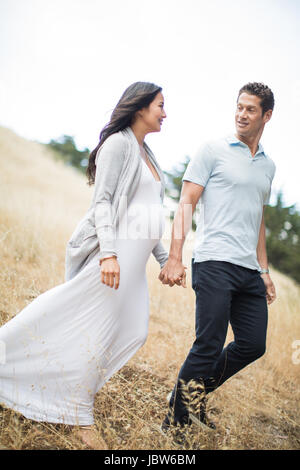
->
<box><xmin>139</xmin><ymin>92</ymin><xmax>167</xmax><ymax>133</ymax></box>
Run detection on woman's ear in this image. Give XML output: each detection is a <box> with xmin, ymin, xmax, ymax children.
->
<box><xmin>132</xmin><ymin>107</ymin><xmax>146</xmax><ymax>125</ymax></box>
<box><xmin>131</xmin><ymin>111</ymin><xmax>139</xmax><ymax>124</ymax></box>
<box><xmin>136</xmin><ymin>108</ymin><xmax>145</xmax><ymax>119</ymax></box>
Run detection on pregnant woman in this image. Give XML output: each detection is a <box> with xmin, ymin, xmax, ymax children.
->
<box><xmin>0</xmin><ymin>82</ymin><xmax>170</xmax><ymax>449</ymax></box>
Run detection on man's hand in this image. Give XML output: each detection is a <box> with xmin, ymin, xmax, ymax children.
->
<box><xmin>158</xmin><ymin>258</ymin><xmax>187</xmax><ymax>288</ymax></box>
<box><xmin>261</xmin><ymin>273</ymin><xmax>276</xmax><ymax>304</ymax></box>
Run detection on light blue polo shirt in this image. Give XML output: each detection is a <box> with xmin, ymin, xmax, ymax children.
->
<box><xmin>183</xmin><ymin>134</ymin><xmax>276</xmax><ymax>271</ymax></box>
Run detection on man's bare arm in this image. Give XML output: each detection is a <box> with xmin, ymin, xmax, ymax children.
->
<box><xmin>256</xmin><ymin>207</ymin><xmax>269</xmax><ymax>270</ymax></box>
<box><xmin>159</xmin><ymin>181</ymin><xmax>205</xmax><ymax>287</ymax></box>
<box><xmin>169</xmin><ymin>181</ymin><xmax>205</xmax><ymax>261</ymax></box>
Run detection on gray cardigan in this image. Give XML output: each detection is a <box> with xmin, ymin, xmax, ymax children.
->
<box><xmin>65</xmin><ymin>126</ymin><xmax>169</xmax><ymax>281</ymax></box>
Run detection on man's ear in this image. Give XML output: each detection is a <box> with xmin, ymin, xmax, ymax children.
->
<box><xmin>263</xmin><ymin>109</ymin><xmax>273</xmax><ymax>124</ymax></box>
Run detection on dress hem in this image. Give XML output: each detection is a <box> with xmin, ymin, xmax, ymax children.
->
<box><xmin>0</xmin><ymin>398</ymin><xmax>94</xmax><ymax>426</ymax></box>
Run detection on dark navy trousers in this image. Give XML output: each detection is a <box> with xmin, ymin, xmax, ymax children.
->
<box><xmin>170</xmin><ymin>259</ymin><xmax>268</xmax><ymax>424</ymax></box>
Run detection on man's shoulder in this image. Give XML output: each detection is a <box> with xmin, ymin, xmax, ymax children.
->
<box><xmin>261</xmin><ymin>145</ymin><xmax>275</xmax><ymax>168</ymax></box>
<box><xmin>263</xmin><ymin>151</ymin><xmax>275</xmax><ymax>165</ymax></box>
<box><xmin>263</xmin><ymin>153</ymin><xmax>276</xmax><ymax>177</ymax></box>
<box><xmin>194</xmin><ymin>135</ymin><xmax>230</xmax><ymax>156</ymax></box>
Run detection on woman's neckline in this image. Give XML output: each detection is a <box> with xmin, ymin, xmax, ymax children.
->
<box><xmin>140</xmin><ymin>153</ymin><xmax>161</xmax><ymax>184</ymax></box>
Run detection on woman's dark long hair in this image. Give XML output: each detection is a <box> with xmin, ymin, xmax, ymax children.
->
<box><xmin>86</xmin><ymin>81</ymin><xmax>162</xmax><ymax>185</ymax></box>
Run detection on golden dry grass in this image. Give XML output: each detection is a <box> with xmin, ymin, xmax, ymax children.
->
<box><xmin>0</xmin><ymin>125</ymin><xmax>299</xmax><ymax>450</ymax></box>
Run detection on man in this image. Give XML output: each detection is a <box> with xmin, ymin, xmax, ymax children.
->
<box><xmin>159</xmin><ymin>82</ymin><xmax>277</xmax><ymax>438</ymax></box>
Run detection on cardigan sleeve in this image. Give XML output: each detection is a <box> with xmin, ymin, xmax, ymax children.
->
<box><xmin>94</xmin><ymin>133</ymin><xmax>126</xmax><ymax>261</ymax></box>
<box><xmin>152</xmin><ymin>240</ymin><xmax>169</xmax><ymax>268</ymax></box>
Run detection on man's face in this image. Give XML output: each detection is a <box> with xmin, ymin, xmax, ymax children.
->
<box><xmin>235</xmin><ymin>92</ymin><xmax>272</xmax><ymax>138</ymax></box>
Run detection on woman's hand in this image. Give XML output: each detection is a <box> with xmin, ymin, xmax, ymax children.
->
<box><xmin>158</xmin><ymin>258</ymin><xmax>187</xmax><ymax>288</ymax></box>
<box><xmin>100</xmin><ymin>256</ymin><xmax>120</xmax><ymax>290</ymax></box>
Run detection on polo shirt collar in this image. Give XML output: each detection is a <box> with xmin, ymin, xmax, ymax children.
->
<box><xmin>226</xmin><ymin>134</ymin><xmax>266</xmax><ymax>156</ymax></box>
<box><xmin>226</xmin><ymin>134</ymin><xmax>265</xmax><ymax>157</ymax></box>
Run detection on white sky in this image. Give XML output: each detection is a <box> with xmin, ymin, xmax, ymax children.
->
<box><xmin>1</xmin><ymin>0</ymin><xmax>300</xmax><ymax>209</ymax></box>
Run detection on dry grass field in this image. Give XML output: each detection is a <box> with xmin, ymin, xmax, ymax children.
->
<box><xmin>0</xmin><ymin>125</ymin><xmax>299</xmax><ymax>450</ymax></box>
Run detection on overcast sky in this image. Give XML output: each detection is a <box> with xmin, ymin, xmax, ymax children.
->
<box><xmin>1</xmin><ymin>0</ymin><xmax>299</xmax><ymax>209</ymax></box>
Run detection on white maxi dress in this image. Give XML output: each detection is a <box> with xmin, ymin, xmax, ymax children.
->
<box><xmin>0</xmin><ymin>158</ymin><xmax>165</xmax><ymax>425</ymax></box>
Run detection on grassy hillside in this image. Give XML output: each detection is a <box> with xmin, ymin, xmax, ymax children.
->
<box><xmin>0</xmin><ymin>125</ymin><xmax>299</xmax><ymax>450</ymax></box>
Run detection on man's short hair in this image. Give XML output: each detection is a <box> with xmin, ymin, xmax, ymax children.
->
<box><xmin>238</xmin><ymin>82</ymin><xmax>275</xmax><ymax>115</ymax></box>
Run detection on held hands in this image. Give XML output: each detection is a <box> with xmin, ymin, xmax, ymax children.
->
<box><xmin>99</xmin><ymin>256</ymin><xmax>120</xmax><ymax>290</ymax></box>
<box><xmin>261</xmin><ymin>273</ymin><xmax>276</xmax><ymax>304</ymax></box>
<box><xmin>158</xmin><ymin>258</ymin><xmax>187</xmax><ymax>288</ymax></box>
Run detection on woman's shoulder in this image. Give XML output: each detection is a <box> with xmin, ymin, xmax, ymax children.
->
<box><xmin>96</xmin><ymin>131</ymin><xmax>128</xmax><ymax>164</ymax></box>
<box><xmin>103</xmin><ymin>130</ymin><xmax>128</xmax><ymax>150</ymax></box>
